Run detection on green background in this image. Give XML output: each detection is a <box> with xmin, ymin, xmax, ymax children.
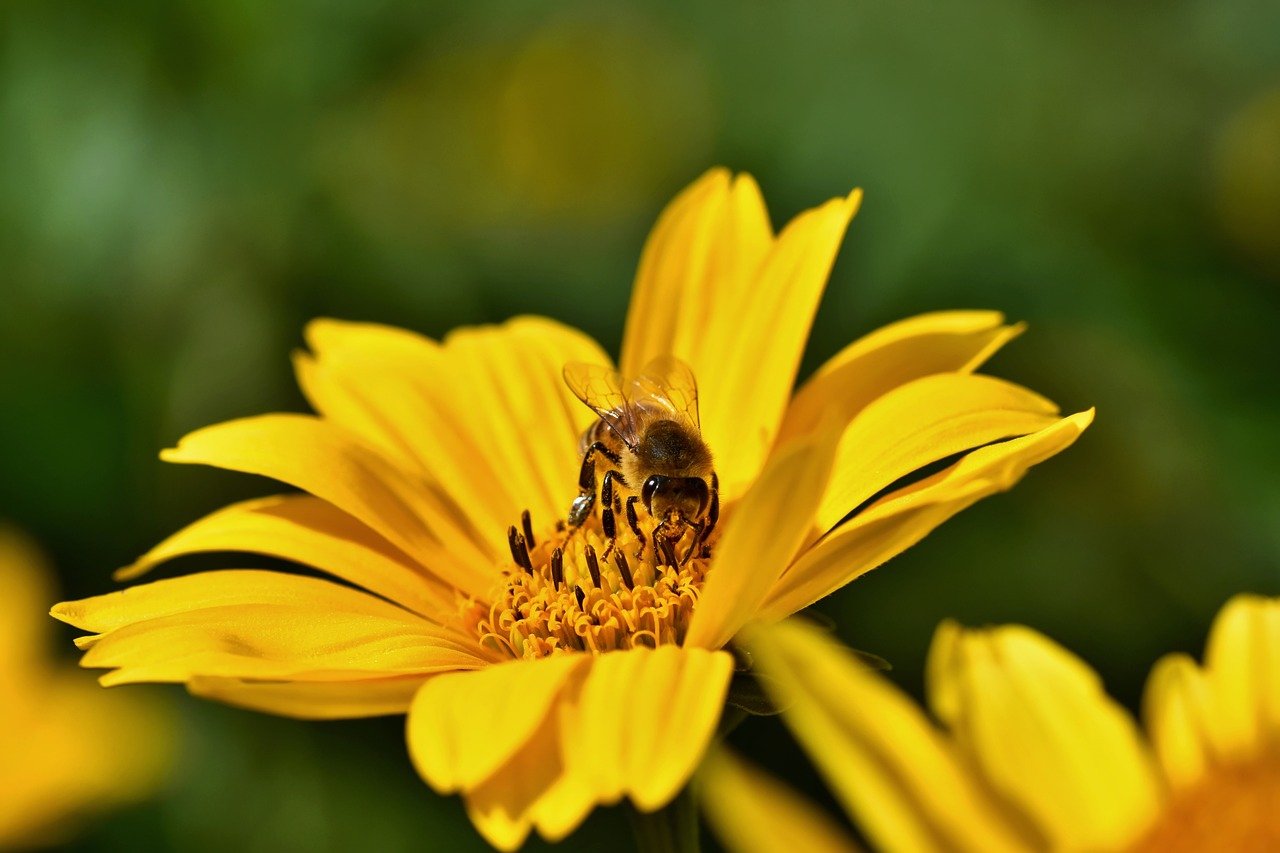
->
<box><xmin>3</xmin><ymin>1</ymin><xmax>1278</xmax><ymax>849</ymax></box>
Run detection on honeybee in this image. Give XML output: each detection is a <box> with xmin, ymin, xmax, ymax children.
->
<box><xmin>563</xmin><ymin>356</ymin><xmax>719</xmax><ymax>564</ymax></box>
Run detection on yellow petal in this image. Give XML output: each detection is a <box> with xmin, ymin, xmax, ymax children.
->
<box><xmin>160</xmin><ymin>413</ymin><xmax>494</xmax><ymax>596</ymax></box>
<box><xmin>776</xmin><ymin>310</ymin><xmax>1024</xmax><ymax>445</ymax></box>
<box><xmin>53</xmin><ymin>569</ymin><xmax>424</xmax><ymax>634</ymax></box>
<box><xmin>0</xmin><ymin>525</ymin><xmax>55</xmax><ymax>671</ymax></box>
<box><xmin>815</xmin><ymin>372</ymin><xmax>1061</xmax><ymax>532</ymax></box>
<box><xmin>927</xmin><ymin>621</ymin><xmax>1161</xmax><ymax>850</ymax></box>
<box><xmin>745</xmin><ymin>619</ymin><xmax>1026</xmax><ymax>853</ymax></box>
<box><xmin>188</xmin><ymin>674</ymin><xmax>426</xmax><ymax>720</ymax></box>
<box><xmin>621</xmin><ymin>168</ymin><xmax>859</xmax><ymax>500</ymax></box>
<box><xmin>461</xmin><ymin>707</ymin><xmax>565</xmax><ymax>852</ymax></box>
<box><xmin>763</xmin><ymin>410</ymin><xmax>1094</xmax><ymax>620</ymax></box>
<box><xmin>116</xmin><ymin>495</ymin><xmax>455</xmax><ymax>619</ymax></box>
<box><xmin>54</xmin><ymin>572</ymin><xmax>490</xmax><ymax>684</ymax></box>
<box><xmin>684</xmin><ymin>419</ymin><xmax>843</xmax><ymax>651</ymax></box>
<box><xmin>1143</xmin><ymin>653</ymin><xmax>1216</xmax><ymax>790</ymax></box>
<box><xmin>1201</xmin><ymin>593</ymin><xmax>1280</xmax><ymax>761</ymax></box>
<box><xmin>699</xmin><ymin>748</ymin><xmax>859</xmax><ymax>853</ymax></box>
<box><xmin>528</xmin><ymin>645</ymin><xmax>734</xmax><ymax>839</ymax></box>
<box><xmin>302</xmin><ymin>316</ymin><xmax>607</xmax><ymax>534</ymax></box>
<box><xmin>406</xmin><ymin>654</ymin><xmax>587</xmax><ymax>794</ymax></box>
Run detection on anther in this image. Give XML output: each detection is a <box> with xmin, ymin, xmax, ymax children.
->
<box><xmin>507</xmin><ymin>526</ymin><xmax>532</xmax><ymax>573</ymax></box>
<box><xmin>584</xmin><ymin>543</ymin><xmax>602</xmax><ymax>588</ymax></box>
<box><xmin>615</xmin><ymin>550</ymin><xmax>634</xmax><ymax>590</ymax></box>
<box><xmin>551</xmin><ymin>547</ymin><xmax>564</xmax><ymax>590</ymax></box>
<box><xmin>573</xmin><ymin>587</ymin><xmax>585</xmax><ymax>610</ymax></box>
<box><xmin>521</xmin><ymin>509</ymin><xmax>536</xmax><ymax>548</ymax></box>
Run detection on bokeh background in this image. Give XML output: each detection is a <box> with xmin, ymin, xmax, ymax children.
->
<box><xmin>3</xmin><ymin>0</ymin><xmax>1279</xmax><ymax>849</ymax></box>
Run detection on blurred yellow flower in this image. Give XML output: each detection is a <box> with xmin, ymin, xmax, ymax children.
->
<box><xmin>53</xmin><ymin>168</ymin><xmax>1090</xmax><ymax>850</ymax></box>
<box><xmin>1</xmin><ymin>526</ymin><xmax>171</xmax><ymax>848</ymax></box>
<box><xmin>705</xmin><ymin>596</ymin><xmax>1280</xmax><ymax>852</ymax></box>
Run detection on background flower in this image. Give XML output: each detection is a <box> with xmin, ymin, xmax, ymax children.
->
<box><xmin>705</xmin><ymin>596</ymin><xmax>1280</xmax><ymax>851</ymax></box>
<box><xmin>0</xmin><ymin>526</ymin><xmax>172</xmax><ymax>849</ymax></box>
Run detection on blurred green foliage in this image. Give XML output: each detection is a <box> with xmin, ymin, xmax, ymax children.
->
<box><xmin>2</xmin><ymin>0</ymin><xmax>1279</xmax><ymax>849</ymax></box>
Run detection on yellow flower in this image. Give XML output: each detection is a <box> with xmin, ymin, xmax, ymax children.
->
<box><xmin>1</xmin><ymin>526</ymin><xmax>171</xmax><ymax>847</ymax></box>
<box><xmin>52</xmin><ymin>168</ymin><xmax>1092</xmax><ymax>850</ymax></box>
<box><xmin>704</xmin><ymin>596</ymin><xmax>1280</xmax><ymax>853</ymax></box>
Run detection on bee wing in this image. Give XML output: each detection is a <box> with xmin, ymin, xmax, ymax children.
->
<box><xmin>630</xmin><ymin>355</ymin><xmax>701</xmax><ymax>430</ymax></box>
<box><xmin>562</xmin><ymin>362</ymin><xmax>640</xmax><ymax>449</ymax></box>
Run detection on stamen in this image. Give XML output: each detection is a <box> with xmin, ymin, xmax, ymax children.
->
<box><xmin>616</xmin><ymin>550</ymin><xmax>634</xmax><ymax>590</ymax></box>
<box><xmin>521</xmin><ymin>509</ymin><xmax>536</xmax><ymax>548</ymax></box>
<box><xmin>551</xmin><ymin>547</ymin><xmax>564</xmax><ymax>590</ymax></box>
<box><xmin>507</xmin><ymin>526</ymin><xmax>532</xmax><ymax>573</ymax></box>
<box><xmin>574</xmin><ymin>587</ymin><xmax>585</xmax><ymax>609</ymax></box>
<box><xmin>584</xmin><ymin>543</ymin><xmax>602</xmax><ymax>588</ymax></box>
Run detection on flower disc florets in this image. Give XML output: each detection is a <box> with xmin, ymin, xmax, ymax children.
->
<box><xmin>460</xmin><ymin>513</ymin><xmax>711</xmax><ymax>659</ymax></box>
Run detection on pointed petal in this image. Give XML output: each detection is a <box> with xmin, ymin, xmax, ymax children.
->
<box><xmin>815</xmin><ymin>373</ymin><xmax>1062</xmax><ymax>533</ymax></box>
<box><xmin>745</xmin><ymin>619</ymin><xmax>1027</xmax><ymax>853</ymax></box>
<box><xmin>116</xmin><ymin>495</ymin><xmax>455</xmax><ymax>619</ymax></box>
<box><xmin>700</xmin><ymin>749</ymin><xmax>859</xmax><ymax>853</ymax></box>
<box><xmin>53</xmin><ymin>571</ymin><xmax>489</xmax><ymax>684</ymax></box>
<box><xmin>776</xmin><ymin>310</ymin><xmax>1024</xmax><ymax>444</ymax></box>
<box><xmin>1143</xmin><ymin>653</ymin><xmax>1216</xmax><ymax>790</ymax></box>
<box><xmin>621</xmin><ymin>169</ymin><xmax>859</xmax><ymax>499</ymax></box>
<box><xmin>188</xmin><ymin>675</ymin><xmax>427</xmax><ymax>720</ymax></box>
<box><xmin>763</xmin><ymin>410</ymin><xmax>1093</xmax><ymax>620</ymax></box>
<box><xmin>927</xmin><ymin>621</ymin><xmax>1161</xmax><ymax>850</ymax></box>
<box><xmin>684</xmin><ymin>420</ymin><xmax>842</xmax><ymax>651</ymax></box>
<box><xmin>303</xmin><ymin>316</ymin><xmax>607</xmax><ymax>533</ymax></box>
<box><xmin>405</xmin><ymin>654</ymin><xmax>587</xmax><ymax>795</ymax></box>
<box><xmin>160</xmin><ymin>413</ymin><xmax>494</xmax><ymax>596</ymax></box>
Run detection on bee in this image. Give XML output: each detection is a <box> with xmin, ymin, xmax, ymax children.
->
<box><xmin>563</xmin><ymin>356</ymin><xmax>719</xmax><ymax>564</ymax></box>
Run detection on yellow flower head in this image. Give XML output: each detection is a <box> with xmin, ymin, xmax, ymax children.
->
<box><xmin>2</xmin><ymin>526</ymin><xmax>172</xmax><ymax>848</ymax></box>
<box><xmin>707</xmin><ymin>595</ymin><xmax>1280</xmax><ymax>852</ymax></box>
<box><xmin>53</xmin><ymin>169</ymin><xmax>1092</xmax><ymax>850</ymax></box>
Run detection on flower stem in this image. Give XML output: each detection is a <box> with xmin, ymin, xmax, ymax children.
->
<box><xmin>627</xmin><ymin>786</ymin><xmax>701</xmax><ymax>853</ymax></box>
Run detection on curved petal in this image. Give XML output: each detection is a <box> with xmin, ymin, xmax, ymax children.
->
<box><xmin>699</xmin><ymin>749</ymin><xmax>859</xmax><ymax>853</ymax></box>
<box><xmin>815</xmin><ymin>373</ymin><xmax>1062</xmax><ymax>532</ymax></box>
<box><xmin>684</xmin><ymin>419</ymin><xmax>843</xmax><ymax>651</ymax></box>
<box><xmin>621</xmin><ymin>169</ymin><xmax>860</xmax><ymax>499</ymax></box>
<box><xmin>744</xmin><ymin>619</ymin><xmax>1027</xmax><ymax>853</ymax></box>
<box><xmin>188</xmin><ymin>674</ymin><xmax>427</xmax><ymax>720</ymax></box>
<box><xmin>117</xmin><ymin>495</ymin><xmax>456</xmax><ymax>620</ymax></box>
<box><xmin>1201</xmin><ymin>594</ymin><xmax>1280</xmax><ymax>762</ymax></box>
<box><xmin>406</xmin><ymin>654</ymin><xmax>588</xmax><ymax>795</ymax></box>
<box><xmin>775</xmin><ymin>310</ymin><xmax>1025</xmax><ymax>445</ymax></box>
<box><xmin>302</xmin><ymin>316</ymin><xmax>607</xmax><ymax>534</ymax></box>
<box><xmin>160</xmin><ymin>413</ymin><xmax>494</xmax><ymax>597</ymax></box>
<box><xmin>927</xmin><ymin>621</ymin><xmax>1161</xmax><ymax>851</ymax></box>
<box><xmin>529</xmin><ymin>645</ymin><xmax>734</xmax><ymax>841</ymax></box>
<box><xmin>1143</xmin><ymin>653</ymin><xmax>1216</xmax><ymax>791</ymax></box>
<box><xmin>53</xmin><ymin>571</ymin><xmax>490</xmax><ymax>685</ymax></box>
<box><xmin>762</xmin><ymin>410</ymin><xmax>1093</xmax><ymax>620</ymax></box>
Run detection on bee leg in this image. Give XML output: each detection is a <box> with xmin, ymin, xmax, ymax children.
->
<box><xmin>601</xmin><ymin>470</ymin><xmax>618</xmax><ymax>560</ymax></box>
<box><xmin>697</xmin><ymin>481</ymin><xmax>719</xmax><ymax>559</ymax></box>
<box><xmin>658</xmin><ymin>536</ymin><xmax>679</xmax><ymax>569</ymax></box>
<box><xmin>567</xmin><ymin>442</ymin><xmax>623</xmax><ymax>528</ymax></box>
<box><xmin>625</xmin><ymin>496</ymin><xmax>646</xmax><ymax>559</ymax></box>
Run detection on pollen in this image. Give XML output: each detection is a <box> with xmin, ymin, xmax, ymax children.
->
<box><xmin>1128</xmin><ymin>753</ymin><xmax>1280</xmax><ymax>852</ymax></box>
<box><xmin>459</xmin><ymin>512</ymin><xmax>712</xmax><ymax>660</ymax></box>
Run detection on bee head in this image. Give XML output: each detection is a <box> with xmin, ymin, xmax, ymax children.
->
<box><xmin>642</xmin><ymin>475</ymin><xmax>709</xmax><ymax>532</ymax></box>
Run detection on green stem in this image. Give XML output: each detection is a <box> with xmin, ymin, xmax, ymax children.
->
<box><xmin>627</xmin><ymin>785</ymin><xmax>700</xmax><ymax>853</ymax></box>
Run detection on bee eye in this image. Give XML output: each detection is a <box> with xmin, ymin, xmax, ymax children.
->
<box><xmin>641</xmin><ymin>475</ymin><xmax>663</xmax><ymax>511</ymax></box>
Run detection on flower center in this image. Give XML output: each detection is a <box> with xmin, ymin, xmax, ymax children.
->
<box><xmin>1128</xmin><ymin>753</ymin><xmax>1280</xmax><ymax>852</ymax></box>
<box><xmin>459</xmin><ymin>510</ymin><xmax>712</xmax><ymax>659</ymax></box>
